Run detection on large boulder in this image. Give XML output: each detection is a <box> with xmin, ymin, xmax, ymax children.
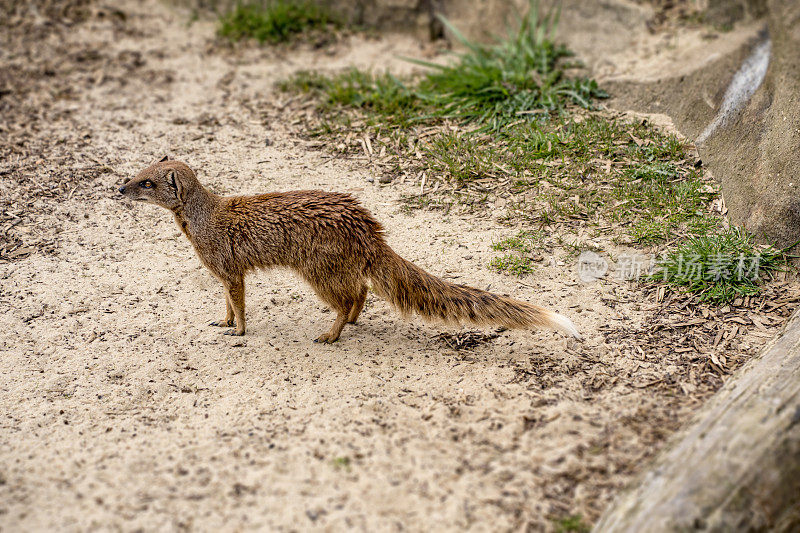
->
<box><xmin>735</xmin><ymin>0</ymin><xmax>800</xmax><ymax>248</ymax></box>
<box><xmin>578</xmin><ymin>0</ymin><xmax>800</xmax><ymax>248</ymax></box>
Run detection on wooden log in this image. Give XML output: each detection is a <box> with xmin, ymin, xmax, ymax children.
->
<box><xmin>595</xmin><ymin>311</ymin><xmax>800</xmax><ymax>532</ymax></box>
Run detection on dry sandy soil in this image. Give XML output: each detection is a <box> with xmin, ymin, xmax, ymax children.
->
<box><xmin>1</xmin><ymin>1</ymin><xmax>797</xmax><ymax>531</ymax></box>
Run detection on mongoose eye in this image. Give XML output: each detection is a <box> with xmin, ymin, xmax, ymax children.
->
<box><xmin>140</xmin><ymin>180</ymin><xmax>154</xmax><ymax>189</ymax></box>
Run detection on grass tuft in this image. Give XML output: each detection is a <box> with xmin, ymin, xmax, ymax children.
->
<box><xmin>553</xmin><ymin>514</ymin><xmax>590</xmax><ymax>533</ymax></box>
<box><xmin>331</xmin><ymin>456</ymin><xmax>351</xmax><ymax>470</ymax></box>
<box><xmin>611</xmin><ymin>161</ymin><xmax>716</xmax><ymax>245</ymax></box>
<box><xmin>411</xmin><ymin>2</ymin><xmax>607</xmax><ymax>130</ymax></box>
<box><xmin>218</xmin><ymin>1</ymin><xmax>339</xmax><ymax>44</ymax></box>
<box><xmin>489</xmin><ymin>230</ymin><xmax>543</xmax><ymax>276</ymax></box>
<box><xmin>423</xmin><ymin>132</ymin><xmax>503</xmax><ymax>182</ymax></box>
<box><xmin>279</xmin><ymin>0</ymin><xmax>606</xmax><ymax>131</ymax></box>
<box><xmin>279</xmin><ymin>69</ymin><xmax>419</xmax><ymax>125</ymax></box>
<box><xmin>651</xmin><ymin>228</ymin><xmax>789</xmax><ymax>303</ymax></box>
<box><xmin>489</xmin><ymin>254</ymin><xmax>537</xmax><ymax>276</ymax></box>
<box><xmin>492</xmin><ymin>230</ymin><xmax>543</xmax><ymax>253</ymax></box>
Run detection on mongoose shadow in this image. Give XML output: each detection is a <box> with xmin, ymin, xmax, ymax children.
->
<box><xmin>119</xmin><ymin>158</ymin><xmax>582</xmax><ymax>344</ymax></box>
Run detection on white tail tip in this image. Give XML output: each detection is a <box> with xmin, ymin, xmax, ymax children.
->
<box><xmin>547</xmin><ymin>311</ymin><xmax>583</xmax><ymax>341</ymax></box>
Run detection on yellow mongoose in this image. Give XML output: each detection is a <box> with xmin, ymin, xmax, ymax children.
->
<box><xmin>119</xmin><ymin>159</ymin><xmax>582</xmax><ymax>343</ymax></box>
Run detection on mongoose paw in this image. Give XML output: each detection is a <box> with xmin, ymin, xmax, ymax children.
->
<box><xmin>223</xmin><ymin>329</ymin><xmax>245</xmax><ymax>336</ymax></box>
<box><xmin>314</xmin><ymin>334</ymin><xmax>339</xmax><ymax>344</ymax></box>
<box><xmin>210</xmin><ymin>319</ymin><xmax>235</xmax><ymax>327</ymax></box>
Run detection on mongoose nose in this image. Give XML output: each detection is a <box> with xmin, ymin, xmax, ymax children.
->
<box><xmin>118</xmin><ymin>186</ymin><xmax>126</xmax><ymax>194</ymax></box>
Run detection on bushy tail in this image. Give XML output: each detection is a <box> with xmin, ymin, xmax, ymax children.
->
<box><xmin>367</xmin><ymin>245</ymin><xmax>582</xmax><ymax>340</ymax></box>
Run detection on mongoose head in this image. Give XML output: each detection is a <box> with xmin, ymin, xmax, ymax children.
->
<box><xmin>119</xmin><ymin>158</ymin><xmax>197</xmax><ymax>211</ymax></box>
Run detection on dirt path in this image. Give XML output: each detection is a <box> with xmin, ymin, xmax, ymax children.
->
<box><xmin>0</xmin><ymin>2</ymin><xmax>789</xmax><ymax>530</ymax></box>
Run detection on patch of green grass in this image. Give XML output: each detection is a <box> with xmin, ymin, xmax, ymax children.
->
<box><xmin>610</xmin><ymin>161</ymin><xmax>717</xmax><ymax>244</ymax></box>
<box><xmin>218</xmin><ymin>1</ymin><xmax>339</xmax><ymax>44</ymax></box>
<box><xmin>411</xmin><ymin>2</ymin><xmax>607</xmax><ymax>130</ymax></box>
<box><xmin>489</xmin><ymin>254</ymin><xmax>536</xmax><ymax>276</ymax></box>
<box><xmin>386</xmin><ymin>114</ymin><xmax>717</xmax><ymax>248</ymax></box>
<box><xmin>331</xmin><ymin>456</ymin><xmax>351</xmax><ymax>470</ymax></box>
<box><xmin>323</xmin><ymin>70</ymin><xmax>413</xmax><ymax>113</ymax></box>
<box><xmin>423</xmin><ymin>132</ymin><xmax>505</xmax><ymax>183</ymax></box>
<box><xmin>277</xmin><ymin>69</ymin><xmax>330</xmax><ymax>92</ymax></box>
<box><xmin>492</xmin><ymin>229</ymin><xmax>543</xmax><ymax>253</ymax></box>
<box><xmin>405</xmin><ymin>114</ymin><xmax>715</xmax><ymax>245</ymax></box>
<box><xmin>489</xmin><ymin>230</ymin><xmax>544</xmax><ymax>276</ymax></box>
<box><xmin>498</xmin><ymin>117</ymin><xmax>715</xmax><ymax>244</ymax></box>
<box><xmin>553</xmin><ymin>514</ymin><xmax>590</xmax><ymax>533</ymax></box>
<box><xmin>651</xmin><ymin>227</ymin><xmax>789</xmax><ymax>303</ymax></box>
<box><xmin>280</xmin><ymin>69</ymin><xmax>420</xmax><ymax>125</ymax></box>
<box><xmin>279</xmin><ymin>0</ymin><xmax>606</xmax><ymax>131</ymax></box>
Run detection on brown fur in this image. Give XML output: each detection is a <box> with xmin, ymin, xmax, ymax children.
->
<box><xmin>119</xmin><ymin>159</ymin><xmax>582</xmax><ymax>343</ymax></box>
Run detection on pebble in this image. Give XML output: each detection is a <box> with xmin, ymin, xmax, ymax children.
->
<box><xmin>366</xmin><ymin>177</ymin><xmax>374</xmax><ymax>183</ymax></box>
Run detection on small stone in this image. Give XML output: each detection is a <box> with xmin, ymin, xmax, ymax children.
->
<box><xmin>378</xmin><ymin>175</ymin><xmax>392</xmax><ymax>184</ymax></box>
<box><xmin>265</xmin><ymin>137</ymin><xmax>272</xmax><ymax>147</ymax></box>
<box><xmin>366</xmin><ymin>177</ymin><xmax>374</xmax><ymax>183</ymax></box>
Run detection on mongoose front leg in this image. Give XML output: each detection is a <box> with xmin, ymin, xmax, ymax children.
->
<box><xmin>210</xmin><ymin>294</ymin><xmax>235</xmax><ymax>327</ymax></box>
<box><xmin>315</xmin><ymin>311</ymin><xmax>348</xmax><ymax>344</ymax></box>
<box><xmin>222</xmin><ymin>277</ymin><xmax>246</xmax><ymax>336</ymax></box>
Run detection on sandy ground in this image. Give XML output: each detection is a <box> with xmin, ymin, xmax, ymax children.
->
<box><xmin>0</xmin><ymin>2</ymin><xmax>795</xmax><ymax>531</ymax></box>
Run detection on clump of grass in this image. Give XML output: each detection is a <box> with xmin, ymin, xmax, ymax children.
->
<box><xmin>331</xmin><ymin>456</ymin><xmax>351</xmax><ymax>470</ymax></box>
<box><xmin>488</xmin><ymin>116</ymin><xmax>717</xmax><ymax>244</ymax></box>
<box><xmin>553</xmin><ymin>514</ymin><xmax>590</xmax><ymax>533</ymax></box>
<box><xmin>279</xmin><ymin>0</ymin><xmax>606</xmax><ymax>131</ymax></box>
<box><xmin>218</xmin><ymin>1</ymin><xmax>339</xmax><ymax>44</ymax></box>
<box><xmin>611</xmin><ymin>161</ymin><xmax>716</xmax><ymax>244</ymax></box>
<box><xmin>489</xmin><ymin>230</ymin><xmax>544</xmax><ymax>276</ymax></box>
<box><xmin>406</xmin><ymin>115</ymin><xmax>715</xmax><ymax>245</ymax></box>
<box><xmin>492</xmin><ymin>229</ymin><xmax>543</xmax><ymax>253</ymax></box>
<box><xmin>280</xmin><ymin>63</ymin><xmax>714</xmax><ymax>246</ymax></box>
<box><xmin>489</xmin><ymin>254</ymin><xmax>536</xmax><ymax>276</ymax></box>
<box><xmin>411</xmin><ymin>2</ymin><xmax>607</xmax><ymax>130</ymax></box>
<box><xmin>423</xmin><ymin>132</ymin><xmax>505</xmax><ymax>182</ymax></box>
<box><xmin>280</xmin><ymin>69</ymin><xmax>420</xmax><ymax>124</ymax></box>
<box><xmin>651</xmin><ymin>228</ymin><xmax>789</xmax><ymax>303</ymax></box>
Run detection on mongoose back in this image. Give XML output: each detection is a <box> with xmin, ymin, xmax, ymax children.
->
<box><xmin>119</xmin><ymin>159</ymin><xmax>582</xmax><ymax>343</ymax></box>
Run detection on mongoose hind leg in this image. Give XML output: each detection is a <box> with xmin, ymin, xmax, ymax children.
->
<box><xmin>347</xmin><ymin>285</ymin><xmax>368</xmax><ymax>324</ymax></box>
<box><xmin>310</xmin><ymin>280</ymin><xmax>357</xmax><ymax>343</ymax></box>
<box><xmin>221</xmin><ymin>276</ymin><xmax>246</xmax><ymax>336</ymax></box>
<box><xmin>210</xmin><ymin>294</ymin><xmax>235</xmax><ymax>327</ymax></box>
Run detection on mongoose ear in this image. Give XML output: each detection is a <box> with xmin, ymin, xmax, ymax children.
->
<box><xmin>159</xmin><ymin>155</ymin><xmax>170</xmax><ymax>162</ymax></box>
<box><xmin>166</xmin><ymin>170</ymin><xmax>185</xmax><ymax>204</ymax></box>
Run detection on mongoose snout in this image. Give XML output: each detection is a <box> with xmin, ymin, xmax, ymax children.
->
<box><xmin>120</xmin><ymin>158</ymin><xmax>583</xmax><ymax>343</ymax></box>
<box><xmin>118</xmin><ymin>177</ymin><xmax>129</xmax><ymax>192</ymax></box>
